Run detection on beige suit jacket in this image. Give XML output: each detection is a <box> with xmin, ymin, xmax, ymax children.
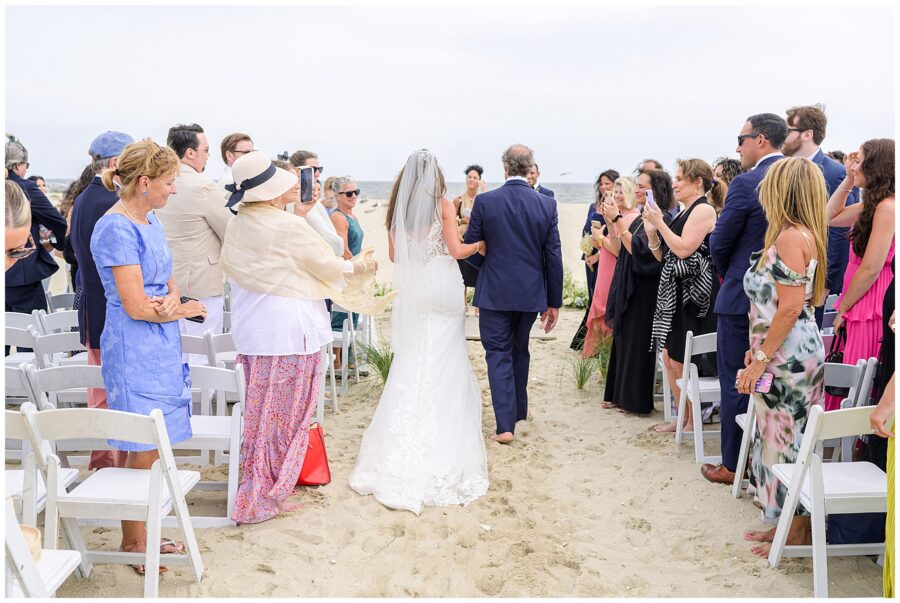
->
<box><xmin>155</xmin><ymin>163</ymin><xmax>233</xmax><ymax>299</ymax></box>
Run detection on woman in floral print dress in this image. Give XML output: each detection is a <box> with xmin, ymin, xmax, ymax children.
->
<box><xmin>736</xmin><ymin>158</ymin><xmax>828</xmax><ymax>557</ymax></box>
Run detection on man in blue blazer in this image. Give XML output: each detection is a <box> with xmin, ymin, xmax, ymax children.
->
<box><xmin>705</xmin><ymin>113</ymin><xmax>788</xmax><ymax>485</ymax></box>
<box><xmin>526</xmin><ymin>163</ymin><xmax>555</xmax><ymax>198</ymax></box>
<box><xmin>783</xmin><ymin>104</ymin><xmax>859</xmax><ymax>324</ymax></box>
<box><xmin>465</xmin><ymin>144</ymin><xmax>563</xmax><ymax>444</ymax></box>
<box><xmin>5</xmin><ymin>139</ymin><xmax>67</xmax><ymax>315</ymax></box>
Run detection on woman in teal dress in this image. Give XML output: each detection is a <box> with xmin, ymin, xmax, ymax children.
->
<box><xmin>89</xmin><ymin>140</ymin><xmax>207</xmax><ymax>573</ymax></box>
<box><xmin>330</xmin><ymin>176</ymin><xmax>364</xmax><ymax>367</ymax></box>
<box><xmin>736</xmin><ymin>157</ymin><xmax>828</xmax><ymax>558</ymax></box>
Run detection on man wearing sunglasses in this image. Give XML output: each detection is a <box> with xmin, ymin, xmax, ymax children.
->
<box><xmin>705</xmin><ymin>113</ymin><xmax>787</xmax><ymax>486</ymax></box>
<box><xmin>5</xmin><ymin>138</ymin><xmax>68</xmax><ymax>317</ymax></box>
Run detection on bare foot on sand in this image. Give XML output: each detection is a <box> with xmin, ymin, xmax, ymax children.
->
<box><xmin>744</xmin><ymin>527</ymin><xmax>776</xmax><ymax>542</ymax></box>
<box><xmin>653</xmin><ymin>422</ymin><xmax>677</xmax><ymax>433</ymax></box>
<box><xmin>748</xmin><ymin>517</ymin><xmax>811</xmax><ymax>557</ymax></box>
<box><xmin>490</xmin><ymin>432</ymin><xmax>514</xmax><ymax>444</ymax></box>
<box><xmin>601</xmin><ymin>401</ymin><xmax>617</xmax><ymax>410</ymax></box>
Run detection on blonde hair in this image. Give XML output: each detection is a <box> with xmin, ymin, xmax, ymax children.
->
<box><xmin>757</xmin><ymin>157</ymin><xmax>828</xmax><ymax>306</ymax></box>
<box><xmin>100</xmin><ymin>139</ymin><xmax>179</xmax><ymax>199</ymax></box>
<box><xmin>614</xmin><ymin>176</ymin><xmax>637</xmax><ymax>209</ymax></box>
<box><xmin>5</xmin><ymin>180</ymin><xmax>31</xmax><ymax>229</ymax></box>
<box><xmin>677</xmin><ymin>158</ymin><xmax>726</xmax><ymax>213</ymax></box>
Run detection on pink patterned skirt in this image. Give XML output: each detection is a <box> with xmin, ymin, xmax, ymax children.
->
<box><xmin>232</xmin><ymin>353</ymin><xmax>321</xmax><ymax>524</ymax></box>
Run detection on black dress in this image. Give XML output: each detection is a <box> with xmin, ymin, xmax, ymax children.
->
<box><xmin>603</xmin><ymin>213</ymin><xmax>670</xmax><ymax>413</ymax></box>
<box><xmin>658</xmin><ymin>198</ymin><xmax>719</xmax><ymax>373</ymax></box>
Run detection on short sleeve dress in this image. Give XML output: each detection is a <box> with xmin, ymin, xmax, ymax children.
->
<box><xmin>743</xmin><ymin>242</ymin><xmax>824</xmax><ymax>520</ymax></box>
<box><xmin>90</xmin><ymin>213</ymin><xmax>192</xmax><ymax>451</ymax></box>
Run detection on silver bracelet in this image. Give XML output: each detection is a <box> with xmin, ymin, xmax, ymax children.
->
<box><xmin>648</xmin><ymin>238</ymin><xmax>662</xmax><ymax>251</ymax></box>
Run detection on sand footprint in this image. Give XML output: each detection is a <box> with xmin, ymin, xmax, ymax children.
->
<box><xmin>475</xmin><ymin>570</ymin><xmax>506</xmax><ymax>596</ymax></box>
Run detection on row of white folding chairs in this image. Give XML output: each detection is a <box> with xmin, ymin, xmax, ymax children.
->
<box><xmin>8</xmin><ymin>401</ymin><xmax>204</xmax><ymax>598</ymax></box>
<box><xmin>7</xmin><ymin>361</ymin><xmax>245</xmax><ymax>529</ymax></box>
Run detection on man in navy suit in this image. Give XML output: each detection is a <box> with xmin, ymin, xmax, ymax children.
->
<box><xmin>5</xmin><ymin>139</ymin><xmax>67</xmax><ymax>315</ymax></box>
<box><xmin>464</xmin><ymin>144</ymin><xmax>563</xmax><ymax>444</ymax></box>
<box><xmin>705</xmin><ymin>113</ymin><xmax>788</xmax><ymax>485</ymax></box>
<box><xmin>783</xmin><ymin>104</ymin><xmax>859</xmax><ymax>325</ymax></box>
<box><xmin>526</xmin><ymin>163</ymin><xmax>555</xmax><ymax>198</ymax></box>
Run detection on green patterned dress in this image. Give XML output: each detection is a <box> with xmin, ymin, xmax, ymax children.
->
<box><xmin>743</xmin><ymin>244</ymin><xmax>825</xmax><ymax>521</ymax></box>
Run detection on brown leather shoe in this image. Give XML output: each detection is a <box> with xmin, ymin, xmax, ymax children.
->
<box><xmin>701</xmin><ymin>463</ymin><xmax>736</xmax><ymax>485</ymax></box>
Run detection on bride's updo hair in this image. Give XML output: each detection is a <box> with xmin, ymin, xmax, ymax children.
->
<box><xmin>385</xmin><ymin>152</ymin><xmax>447</xmax><ymax>231</ymax></box>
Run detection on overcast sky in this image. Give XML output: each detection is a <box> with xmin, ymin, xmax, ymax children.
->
<box><xmin>5</xmin><ymin>4</ymin><xmax>896</xmax><ymax>182</ymax></box>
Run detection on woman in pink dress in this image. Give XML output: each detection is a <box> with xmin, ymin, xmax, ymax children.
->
<box><xmin>828</xmin><ymin>139</ymin><xmax>895</xmax><ymax>410</ymax></box>
<box><xmin>582</xmin><ymin>176</ymin><xmax>638</xmax><ymax>358</ymax></box>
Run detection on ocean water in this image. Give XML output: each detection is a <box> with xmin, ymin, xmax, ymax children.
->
<box><xmin>46</xmin><ymin>178</ymin><xmax>596</xmax><ymax>204</ymax></box>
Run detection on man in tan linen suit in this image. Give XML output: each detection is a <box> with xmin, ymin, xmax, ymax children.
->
<box><xmin>156</xmin><ymin>123</ymin><xmax>232</xmax><ymax>351</ymax></box>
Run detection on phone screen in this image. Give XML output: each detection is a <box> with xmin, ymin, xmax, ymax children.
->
<box><xmin>299</xmin><ymin>166</ymin><xmax>314</xmax><ymax>203</ymax></box>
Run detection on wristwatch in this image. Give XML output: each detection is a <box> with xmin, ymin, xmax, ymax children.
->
<box><xmin>755</xmin><ymin>350</ymin><xmax>771</xmax><ymax>364</ymax></box>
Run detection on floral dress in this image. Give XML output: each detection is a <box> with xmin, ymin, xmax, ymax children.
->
<box><xmin>743</xmin><ymin>243</ymin><xmax>825</xmax><ymax>521</ymax></box>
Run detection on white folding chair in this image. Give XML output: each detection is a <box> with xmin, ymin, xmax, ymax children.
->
<box><xmin>656</xmin><ymin>352</ymin><xmax>676</xmax><ymax>422</ymax></box>
<box><xmin>205</xmin><ymin>331</ymin><xmax>237</xmax><ymax>369</ymax></box>
<box><xmin>5</xmin><ymin>364</ymin><xmax>33</xmax><ymax>461</ymax></box>
<box><xmin>5</xmin><ymin>310</ymin><xmax>45</xmax><ymax>333</ymax></box>
<box><xmin>35</xmin><ymin>309</ymin><xmax>79</xmax><ymax>334</ymax></box>
<box><xmin>820</xmin><ymin>311</ymin><xmax>837</xmax><ymax>333</ymax></box>
<box><xmin>5</xmin><ymin>326</ymin><xmax>36</xmax><ymax>368</ymax></box>
<box><xmin>22</xmin><ymin>402</ymin><xmax>204</xmax><ymax>598</ymax></box>
<box><xmin>23</xmin><ymin>364</ymin><xmax>115</xmax><ymax>468</ymax></box>
<box><xmin>330</xmin><ymin>304</ymin><xmax>359</xmax><ymax>391</ymax></box>
<box><xmin>824</xmin><ymin>293</ymin><xmax>840</xmax><ymax>310</ymax></box>
<box><xmin>175</xmin><ymin>364</ymin><xmax>245</xmax><ymax>526</ymax></box>
<box><xmin>767</xmin><ymin>404</ymin><xmax>887</xmax><ymax>597</ymax></box>
<box><xmin>317</xmin><ymin>343</ymin><xmax>339</xmax><ymax>425</ymax></box>
<box><xmin>32</xmin><ymin>329</ymin><xmax>87</xmax><ymax>371</ymax></box>
<box><xmin>673</xmin><ymin>331</ymin><xmax>722</xmax><ymax>463</ymax></box>
<box><xmin>45</xmin><ymin>292</ymin><xmax>77</xmax><ymax>313</ymax></box>
<box><xmin>5</xmin><ymin>408</ymin><xmax>80</xmax><ymax>528</ymax></box>
<box><xmin>5</xmin><ymin>498</ymin><xmax>81</xmax><ymax>598</ymax></box>
<box><xmin>733</xmin><ymin>360</ymin><xmax>867</xmax><ymax>498</ymax></box>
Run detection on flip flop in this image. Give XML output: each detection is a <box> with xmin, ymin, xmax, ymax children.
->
<box><xmin>123</xmin><ymin>538</ymin><xmax>184</xmax><ymax>576</ymax></box>
<box><xmin>600</xmin><ymin>401</ymin><xmax>617</xmax><ymax>410</ymax></box>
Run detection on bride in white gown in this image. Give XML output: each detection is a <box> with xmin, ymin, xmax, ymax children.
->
<box><xmin>348</xmin><ymin>149</ymin><xmax>490</xmax><ymax>514</ymax></box>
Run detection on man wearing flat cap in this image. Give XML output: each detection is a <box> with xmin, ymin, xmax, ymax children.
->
<box><xmin>69</xmin><ymin>130</ymin><xmax>134</xmax><ymax>469</ymax></box>
<box><xmin>5</xmin><ymin>137</ymin><xmax>67</xmax><ymax>318</ymax></box>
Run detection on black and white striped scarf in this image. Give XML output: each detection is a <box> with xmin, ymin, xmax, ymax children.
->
<box><xmin>650</xmin><ymin>243</ymin><xmax>714</xmax><ymax>353</ymax></box>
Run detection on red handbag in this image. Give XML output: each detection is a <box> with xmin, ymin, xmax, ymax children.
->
<box><xmin>297</xmin><ymin>423</ymin><xmax>331</xmax><ymax>486</ymax></box>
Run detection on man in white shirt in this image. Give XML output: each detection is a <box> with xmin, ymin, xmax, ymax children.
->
<box><xmin>289</xmin><ymin>149</ymin><xmax>344</xmax><ymax>257</ymax></box>
<box><xmin>155</xmin><ymin>123</ymin><xmax>233</xmax><ymax>360</ymax></box>
<box><xmin>217</xmin><ymin>132</ymin><xmax>254</xmax><ymax>186</ymax></box>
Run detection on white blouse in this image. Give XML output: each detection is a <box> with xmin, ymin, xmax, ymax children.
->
<box><xmin>229</xmin><ymin>274</ymin><xmax>347</xmax><ymax>357</ymax></box>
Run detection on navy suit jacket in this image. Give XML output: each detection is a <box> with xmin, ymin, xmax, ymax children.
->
<box><xmin>536</xmin><ymin>184</ymin><xmax>555</xmax><ymax>199</ymax></box>
<box><xmin>69</xmin><ymin>177</ymin><xmax>119</xmax><ymax>346</ymax></box>
<box><xmin>811</xmin><ymin>149</ymin><xmax>858</xmax><ymax>294</ymax></box>
<box><xmin>464</xmin><ymin>179</ymin><xmax>563</xmax><ymax>312</ymax></box>
<box><xmin>5</xmin><ymin>172</ymin><xmax>67</xmax><ymax>288</ymax></box>
<box><xmin>710</xmin><ymin>155</ymin><xmax>782</xmax><ymax>316</ymax></box>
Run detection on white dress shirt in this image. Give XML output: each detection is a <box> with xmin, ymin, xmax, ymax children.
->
<box><xmin>306</xmin><ymin>202</ymin><xmax>345</xmax><ymax>257</ymax></box>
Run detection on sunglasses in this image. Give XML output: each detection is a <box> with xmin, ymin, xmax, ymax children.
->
<box><xmin>313</xmin><ymin>166</ymin><xmax>324</xmax><ymax>174</ymax></box>
<box><xmin>339</xmin><ymin>189</ymin><xmax>360</xmax><ymax>198</ymax></box>
<box><xmin>737</xmin><ymin>132</ymin><xmax>761</xmax><ymax>146</ymax></box>
<box><xmin>6</xmin><ymin>234</ymin><xmax>37</xmax><ymax>260</ymax></box>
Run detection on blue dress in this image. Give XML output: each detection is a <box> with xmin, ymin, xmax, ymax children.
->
<box><xmin>90</xmin><ymin>213</ymin><xmax>192</xmax><ymax>451</ymax></box>
<box><xmin>331</xmin><ymin>210</ymin><xmax>364</xmax><ymax>331</ymax></box>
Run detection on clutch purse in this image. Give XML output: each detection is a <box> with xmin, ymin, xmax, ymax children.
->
<box><xmin>297</xmin><ymin>423</ymin><xmax>331</xmax><ymax>486</ymax></box>
<box><xmin>824</xmin><ymin>326</ymin><xmax>850</xmax><ymax>397</ymax></box>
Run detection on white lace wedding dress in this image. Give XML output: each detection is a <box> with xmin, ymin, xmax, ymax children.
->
<box><xmin>348</xmin><ymin>220</ymin><xmax>489</xmax><ymax>514</ymax></box>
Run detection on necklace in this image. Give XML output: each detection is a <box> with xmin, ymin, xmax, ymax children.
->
<box><xmin>120</xmin><ymin>200</ymin><xmax>147</xmax><ymax>224</ymax></box>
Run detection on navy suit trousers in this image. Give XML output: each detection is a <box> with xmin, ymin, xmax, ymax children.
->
<box><xmin>479</xmin><ymin>309</ymin><xmax>537</xmax><ymax>434</ymax></box>
<box><xmin>716</xmin><ymin>313</ymin><xmax>749</xmax><ymax>471</ymax></box>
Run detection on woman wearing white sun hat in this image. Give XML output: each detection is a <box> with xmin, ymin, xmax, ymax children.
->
<box><xmin>221</xmin><ymin>150</ymin><xmax>377</xmax><ymax>524</ymax></box>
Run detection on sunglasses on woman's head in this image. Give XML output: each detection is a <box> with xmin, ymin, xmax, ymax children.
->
<box><xmin>340</xmin><ymin>189</ymin><xmax>360</xmax><ymax>198</ymax></box>
<box><xmin>6</xmin><ymin>234</ymin><xmax>37</xmax><ymax>260</ymax></box>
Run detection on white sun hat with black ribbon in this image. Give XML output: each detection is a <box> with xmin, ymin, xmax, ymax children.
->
<box><xmin>225</xmin><ymin>150</ymin><xmax>297</xmax><ymax>210</ymax></box>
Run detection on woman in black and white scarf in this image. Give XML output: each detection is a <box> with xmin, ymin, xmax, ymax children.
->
<box><xmin>643</xmin><ymin>159</ymin><xmax>723</xmax><ymax>434</ymax></box>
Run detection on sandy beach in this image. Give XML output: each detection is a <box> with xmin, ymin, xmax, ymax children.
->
<box><xmin>45</xmin><ymin>199</ymin><xmax>882</xmax><ymax>597</ymax></box>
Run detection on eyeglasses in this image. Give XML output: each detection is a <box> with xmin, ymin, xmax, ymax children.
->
<box><xmin>231</xmin><ymin>149</ymin><xmax>254</xmax><ymax>156</ymax></box>
<box><xmin>737</xmin><ymin>132</ymin><xmax>762</xmax><ymax>146</ymax></box>
<box><xmin>6</xmin><ymin>235</ymin><xmax>36</xmax><ymax>260</ymax></box>
<box><xmin>313</xmin><ymin>166</ymin><xmax>324</xmax><ymax>174</ymax></box>
<box><xmin>787</xmin><ymin>127</ymin><xmax>803</xmax><ymax>133</ymax></box>
<box><xmin>339</xmin><ymin>189</ymin><xmax>360</xmax><ymax>198</ymax></box>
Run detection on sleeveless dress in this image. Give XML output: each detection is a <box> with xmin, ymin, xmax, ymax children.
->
<box><xmin>828</xmin><ymin>238</ymin><xmax>895</xmax><ymax>410</ymax></box>
<box><xmin>348</xmin><ymin>220</ymin><xmax>489</xmax><ymax>514</ymax></box>
<box><xmin>331</xmin><ymin>209</ymin><xmax>364</xmax><ymax>331</ymax></box>
<box><xmin>90</xmin><ymin>213</ymin><xmax>192</xmax><ymax>451</ymax></box>
<box><xmin>743</xmin><ymin>241</ymin><xmax>824</xmax><ymax>520</ymax></box>
<box><xmin>657</xmin><ymin>198</ymin><xmax>719</xmax><ymax>369</ymax></box>
<box><xmin>456</xmin><ymin>192</ymin><xmax>480</xmax><ymax>288</ymax></box>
